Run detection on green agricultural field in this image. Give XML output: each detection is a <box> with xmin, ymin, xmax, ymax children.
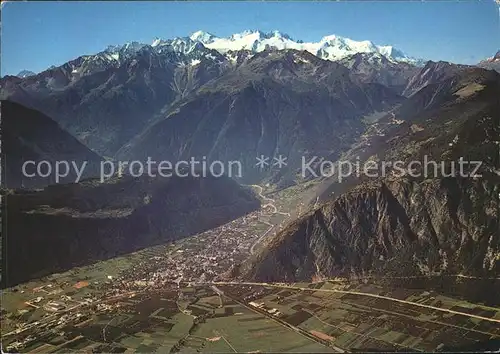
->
<box><xmin>235</xmin><ymin>281</ymin><xmax>500</xmax><ymax>353</ymax></box>
<box><xmin>184</xmin><ymin>303</ymin><xmax>333</xmax><ymax>353</ymax></box>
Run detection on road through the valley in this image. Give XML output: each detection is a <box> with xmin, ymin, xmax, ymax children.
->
<box><xmin>209</xmin><ymin>281</ymin><xmax>500</xmax><ymax>325</ymax></box>
<box><xmin>249</xmin><ymin>185</ymin><xmax>276</xmax><ymax>255</ymax></box>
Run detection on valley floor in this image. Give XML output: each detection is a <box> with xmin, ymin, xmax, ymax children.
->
<box><xmin>2</xmin><ymin>184</ymin><xmax>499</xmax><ymax>353</ymax></box>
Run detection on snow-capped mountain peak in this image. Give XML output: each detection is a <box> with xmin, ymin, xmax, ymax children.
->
<box><xmin>487</xmin><ymin>50</ymin><xmax>500</xmax><ymax>62</ymax></box>
<box><xmin>477</xmin><ymin>50</ymin><xmax>500</xmax><ymax>73</ymax></box>
<box><xmin>320</xmin><ymin>34</ymin><xmax>337</xmax><ymax>42</ymax></box>
<box><xmin>151</xmin><ymin>38</ymin><xmax>165</xmax><ymax>47</ymax></box>
<box><xmin>16</xmin><ymin>70</ymin><xmax>36</xmax><ymax>78</ymax></box>
<box><xmin>189</xmin><ymin>30</ymin><xmax>216</xmax><ymax>43</ymax></box>
<box><xmin>103</xmin><ymin>41</ymin><xmax>147</xmax><ymax>59</ymax></box>
<box><xmin>270</xmin><ymin>30</ymin><xmax>293</xmax><ymax>40</ymax></box>
<box><xmin>229</xmin><ymin>29</ymin><xmax>261</xmax><ymax>40</ymax></box>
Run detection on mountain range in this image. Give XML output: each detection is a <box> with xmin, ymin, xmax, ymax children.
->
<box><xmin>12</xmin><ymin>30</ymin><xmax>499</xmax><ymax>82</ymax></box>
<box><xmin>0</xmin><ymin>31</ymin><xmax>460</xmax><ymax>185</ymax></box>
<box><xmin>1</xmin><ymin>30</ymin><xmax>499</xmax><ymax>294</ymax></box>
<box><xmin>182</xmin><ymin>30</ymin><xmax>425</xmax><ymax>65</ymax></box>
<box><xmin>12</xmin><ymin>30</ymin><xmax>426</xmax><ymax>79</ymax></box>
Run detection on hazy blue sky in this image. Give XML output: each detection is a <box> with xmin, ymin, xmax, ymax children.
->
<box><xmin>2</xmin><ymin>1</ymin><xmax>499</xmax><ymax>75</ymax></box>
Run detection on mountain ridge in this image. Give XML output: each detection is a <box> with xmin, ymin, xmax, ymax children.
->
<box><xmin>478</xmin><ymin>49</ymin><xmax>500</xmax><ymax>73</ymax></box>
<box><xmin>5</xmin><ymin>30</ymin><xmax>426</xmax><ymax>78</ymax></box>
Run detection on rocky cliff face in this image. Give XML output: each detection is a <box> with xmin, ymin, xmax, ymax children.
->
<box><xmin>246</xmin><ymin>176</ymin><xmax>499</xmax><ymax>282</ymax></box>
<box><xmin>2</xmin><ymin>175</ymin><xmax>259</xmax><ymax>287</ymax></box>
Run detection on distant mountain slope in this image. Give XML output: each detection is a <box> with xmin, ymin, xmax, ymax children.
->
<box><xmin>339</xmin><ymin>52</ymin><xmax>419</xmax><ymax>95</ymax></box>
<box><xmin>313</xmin><ymin>66</ymin><xmax>500</xmax><ymax>201</ymax></box>
<box><xmin>402</xmin><ymin>60</ymin><xmax>472</xmax><ymax>97</ymax></box>
<box><xmin>0</xmin><ymin>48</ymin><xmax>229</xmax><ymax>156</ymax></box>
<box><xmin>117</xmin><ymin>50</ymin><xmax>404</xmax><ymax>186</ymax></box>
<box><xmin>244</xmin><ymin>68</ymin><xmax>500</xmax><ymax>284</ymax></box>
<box><xmin>1</xmin><ymin>101</ymin><xmax>102</xmax><ymax>188</ymax></box>
<box><xmin>2</xmin><ymin>174</ymin><xmax>260</xmax><ymax>287</ymax></box>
